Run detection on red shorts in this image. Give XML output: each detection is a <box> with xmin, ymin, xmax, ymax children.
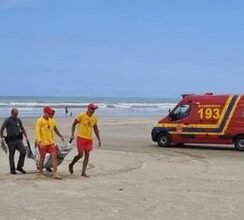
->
<box><xmin>38</xmin><ymin>144</ymin><xmax>56</xmax><ymax>158</ymax></box>
<box><xmin>77</xmin><ymin>137</ymin><xmax>93</xmax><ymax>153</ymax></box>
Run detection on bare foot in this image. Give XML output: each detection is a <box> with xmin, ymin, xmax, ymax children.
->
<box><xmin>53</xmin><ymin>175</ymin><xmax>62</xmax><ymax>180</ymax></box>
<box><xmin>81</xmin><ymin>173</ymin><xmax>90</xmax><ymax>178</ymax></box>
<box><xmin>38</xmin><ymin>173</ymin><xmax>46</xmax><ymax>178</ymax></box>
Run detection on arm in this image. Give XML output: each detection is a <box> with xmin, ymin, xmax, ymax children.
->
<box><xmin>0</xmin><ymin>119</ymin><xmax>7</xmax><ymax>141</ymax></box>
<box><xmin>0</xmin><ymin>120</ymin><xmax>6</xmax><ymax>138</ymax></box>
<box><xmin>93</xmin><ymin>124</ymin><xmax>101</xmax><ymax>147</ymax></box>
<box><xmin>19</xmin><ymin>120</ymin><xmax>29</xmax><ymax>141</ymax></box>
<box><xmin>22</xmin><ymin>128</ymin><xmax>29</xmax><ymax>142</ymax></box>
<box><xmin>35</xmin><ymin>119</ymin><xmax>42</xmax><ymax>146</ymax></box>
<box><xmin>70</xmin><ymin>119</ymin><xmax>79</xmax><ymax>141</ymax></box>
<box><xmin>54</xmin><ymin>126</ymin><xmax>64</xmax><ymax>142</ymax></box>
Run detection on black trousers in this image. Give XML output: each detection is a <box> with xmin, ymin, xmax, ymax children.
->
<box><xmin>7</xmin><ymin>140</ymin><xmax>26</xmax><ymax>172</ymax></box>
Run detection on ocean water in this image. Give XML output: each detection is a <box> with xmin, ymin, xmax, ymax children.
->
<box><xmin>0</xmin><ymin>96</ymin><xmax>179</xmax><ymax>118</ymax></box>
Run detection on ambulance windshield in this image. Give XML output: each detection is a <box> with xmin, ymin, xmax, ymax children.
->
<box><xmin>170</xmin><ymin>104</ymin><xmax>191</xmax><ymax>121</ymax></box>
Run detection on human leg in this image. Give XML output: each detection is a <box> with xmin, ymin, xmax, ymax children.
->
<box><xmin>16</xmin><ymin>140</ymin><xmax>26</xmax><ymax>173</ymax></box>
<box><xmin>81</xmin><ymin>151</ymin><xmax>90</xmax><ymax>177</ymax></box>
<box><xmin>69</xmin><ymin>153</ymin><xmax>83</xmax><ymax>174</ymax></box>
<box><xmin>38</xmin><ymin>146</ymin><xmax>47</xmax><ymax>176</ymax></box>
<box><xmin>7</xmin><ymin>141</ymin><xmax>17</xmax><ymax>174</ymax></box>
<box><xmin>50</xmin><ymin>151</ymin><xmax>61</xmax><ymax>179</ymax></box>
<box><xmin>68</xmin><ymin>137</ymin><xmax>85</xmax><ymax>174</ymax></box>
<box><xmin>81</xmin><ymin>138</ymin><xmax>92</xmax><ymax>177</ymax></box>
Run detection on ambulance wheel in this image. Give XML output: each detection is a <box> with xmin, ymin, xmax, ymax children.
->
<box><xmin>157</xmin><ymin>133</ymin><xmax>172</xmax><ymax>147</ymax></box>
<box><xmin>234</xmin><ymin>136</ymin><xmax>244</xmax><ymax>151</ymax></box>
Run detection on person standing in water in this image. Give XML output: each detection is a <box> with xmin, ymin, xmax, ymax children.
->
<box><xmin>65</xmin><ymin>106</ymin><xmax>68</xmax><ymax>117</ymax></box>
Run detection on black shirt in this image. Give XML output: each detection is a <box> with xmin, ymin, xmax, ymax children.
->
<box><xmin>1</xmin><ymin>116</ymin><xmax>24</xmax><ymax>137</ymax></box>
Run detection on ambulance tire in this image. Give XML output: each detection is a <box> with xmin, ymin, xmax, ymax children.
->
<box><xmin>234</xmin><ymin>136</ymin><xmax>244</xmax><ymax>151</ymax></box>
<box><xmin>157</xmin><ymin>133</ymin><xmax>172</xmax><ymax>147</ymax></box>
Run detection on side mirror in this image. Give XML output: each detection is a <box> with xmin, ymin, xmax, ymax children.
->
<box><xmin>168</xmin><ymin>111</ymin><xmax>173</xmax><ymax>120</ymax></box>
<box><xmin>169</xmin><ymin>111</ymin><xmax>177</xmax><ymax>121</ymax></box>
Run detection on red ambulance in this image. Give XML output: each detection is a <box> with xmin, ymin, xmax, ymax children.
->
<box><xmin>151</xmin><ymin>93</ymin><xmax>244</xmax><ymax>150</ymax></box>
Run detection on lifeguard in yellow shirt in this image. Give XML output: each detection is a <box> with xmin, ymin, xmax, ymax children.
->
<box><xmin>35</xmin><ymin>106</ymin><xmax>64</xmax><ymax>179</ymax></box>
<box><xmin>69</xmin><ymin>103</ymin><xmax>101</xmax><ymax>177</ymax></box>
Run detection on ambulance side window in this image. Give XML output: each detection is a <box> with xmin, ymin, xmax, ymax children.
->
<box><xmin>170</xmin><ymin>104</ymin><xmax>191</xmax><ymax>121</ymax></box>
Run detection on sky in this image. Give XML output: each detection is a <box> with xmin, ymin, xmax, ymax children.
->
<box><xmin>1</xmin><ymin>0</ymin><xmax>244</xmax><ymax>98</ymax></box>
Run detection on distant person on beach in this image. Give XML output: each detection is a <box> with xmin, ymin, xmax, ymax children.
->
<box><xmin>65</xmin><ymin>106</ymin><xmax>68</xmax><ymax>117</ymax></box>
<box><xmin>35</xmin><ymin>106</ymin><xmax>64</xmax><ymax>179</ymax></box>
<box><xmin>69</xmin><ymin>103</ymin><xmax>101</xmax><ymax>177</ymax></box>
<box><xmin>0</xmin><ymin>108</ymin><xmax>29</xmax><ymax>174</ymax></box>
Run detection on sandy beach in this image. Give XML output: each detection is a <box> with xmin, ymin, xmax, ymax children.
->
<box><xmin>0</xmin><ymin>116</ymin><xmax>244</xmax><ymax>220</ymax></box>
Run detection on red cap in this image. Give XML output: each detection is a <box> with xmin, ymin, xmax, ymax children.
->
<box><xmin>87</xmin><ymin>103</ymin><xmax>98</xmax><ymax>109</ymax></box>
<box><xmin>43</xmin><ymin>106</ymin><xmax>55</xmax><ymax>115</ymax></box>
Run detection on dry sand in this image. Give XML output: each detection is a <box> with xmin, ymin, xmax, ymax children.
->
<box><xmin>0</xmin><ymin>116</ymin><xmax>244</xmax><ymax>220</ymax></box>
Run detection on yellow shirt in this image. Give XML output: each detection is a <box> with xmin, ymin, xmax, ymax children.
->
<box><xmin>35</xmin><ymin>117</ymin><xmax>56</xmax><ymax>145</ymax></box>
<box><xmin>50</xmin><ymin>117</ymin><xmax>56</xmax><ymax>142</ymax></box>
<box><xmin>76</xmin><ymin>112</ymin><xmax>97</xmax><ymax>140</ymax></box>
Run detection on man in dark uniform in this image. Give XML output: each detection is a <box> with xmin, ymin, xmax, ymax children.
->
<box><xmin>0</xmin><ymin>108</ymin><xmax>29</xmax><ymax>174</ymax></box>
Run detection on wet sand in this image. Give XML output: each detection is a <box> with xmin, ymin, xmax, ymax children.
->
<box><xmin>0</xmin><ymin>116</ymin><xmax>244</xmax><ymax>220</ymax></box>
